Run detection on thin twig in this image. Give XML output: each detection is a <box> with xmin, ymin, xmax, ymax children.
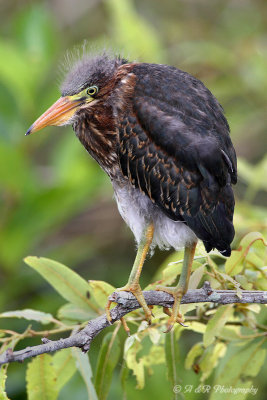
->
<box><xmin>1</xmin><ymin>284</ymin><xmax>267</xmax><ymax>365</ymax></box>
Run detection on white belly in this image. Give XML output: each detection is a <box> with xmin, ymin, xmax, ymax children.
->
<box><xmin>112</xmin><ymin>180</ymin><xmax>197</xmax><ymax>251</ymax></box>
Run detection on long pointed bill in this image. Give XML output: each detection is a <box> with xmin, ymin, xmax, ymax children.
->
<box><xmin>26</xmin><ymin>96</ymin><xmax>83</xmax><ymax>136</ymax></box>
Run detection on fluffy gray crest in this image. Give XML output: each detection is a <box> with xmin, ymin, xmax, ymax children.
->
<box><xmin>60</xmin><ymin>51</ymin><xmax>128</xmax><ymax>96</ymax></box>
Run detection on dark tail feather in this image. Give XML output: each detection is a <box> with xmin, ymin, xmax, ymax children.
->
<box><xmin>184</xmin><ymin>197</ymin><xmax>235</xmax><ymax>257</ymax></box>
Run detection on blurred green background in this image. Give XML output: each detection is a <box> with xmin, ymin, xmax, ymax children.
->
<box><xmin>0</xmin><ymin>0</ymin><xmax>266</xmax><ymax>399</ymax></box>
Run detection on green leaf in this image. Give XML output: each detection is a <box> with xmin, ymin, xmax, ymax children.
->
<box><xmin>199</xmin><ymin>342</ymin><xmax>226</xmax><ymax>381</ymax></box>
<box><xmin>146</xmin><ymin>252</ymin><xmax>203</xmax><ymax>290</ymax></box>
<box><xmin>88</xmin><ymin>280</ymin><xmax>115</xmax><ymax>309</ymax></box>
<box><xmin>244</xmin><ymin>304</ymin><xmax>261</xmax><ymax>314</ymax></box>
<box><xmin>210</xmin><ymin>340</ymin><xmax>266</xmax><ymax>400</ymax></box>
<box><xmin>0</xmin><ymin>309</ymin><xmax>54</xmax><ymax>325</ymax></box>
<box><xmin>148</xmin><ymin>327</ymin><xmax>161</xmax><ymax>345</ymax></box>
<box><xmin>0</xmin><ymin>337</ymin><xmax>22</xmax><ymax>400</ymax></box>
<box><xmin>243</xmin><ymin>347</ymin><xmax>266</xmax><ymax>377</ymax></box>
<box><xmin>225</xmin><ymin>232</ymin><xmax>266</xmax><ymax>276</ymax></box>
<box><xmin>24</xmin><ymin>257</ymin><xmax>98</xmax><ymax>312</ymax></box>
<box><xmin>203</xmin><ymin>305</ymin><xmax>233</xmax><ymax>347</ymax></box>
<box><xmin>238</xmin><ymin>156</ymin><xmax>267</xmax><ymax>201</ymax></box>
<box><xmin>142</xmin><ymin>345</ymin><xmax>165</xmax><ymax>367</ymax></box>
<box><xmin>0</xmin><ymin>366</ymin><xmax>10</xmax><ymax>400</ymax></box>
<box><xmin>188</xmin><ymin>265</ymin><xmax>206</xmax><ymax>290</ymax></box>
<box><xmin>217</xmin><ymin>326</ymin><xmax>241</xmax><ymax>341</ymax></box>
<box><xmin>234</xmin><ymin>274</ymin><xmax>253</xmax><ymax>290</ymax></box>
<box><xmin>165</xmin><ymin>330</ymin><xmax>180</xmax><ymax>387</ymax></box>
<box><xmin>246</xmin><ymin>251</ymin><xmax>265</xmax><ymax>269</ymax></box>
<box><xmin>215</xmin><ymin>271</ymin><xmax>243</xmax><ymax>298</ymax></box>
<box><xmin>257</xmin><ymin>277</ymin><xmax>267</xmax><ymax>290</ymax></box>
<box><xmin>148</xmin><ymin>250</ymin><xmax>184</xmax><ymax>286</ymax></box>
<box><xmin>57</xmin><ymin>303</ymin><xmax>96</xmax><ymax>322</ymax></box>
<box><xmin>186</xmin><ymin>321</ymin><xmax>206</xmax><ymax>334</ymax></box>
<box><xmin>157</xmin><ymin>261</ymin><xmax>183</xmax><ymax>287</ymax></box>
<box><xmin>185</xmin><ymin>342</ymin><xmax>203</xmax><ymax>370</ymax></box>
<box><xmin>120</xmin><ymin>360</ymin><xmax>130</xmax><ymax>397</ymax></box>
<box><xmin>71</xmin><ymin>348</ymin><xmax>98</xmax><ymax>400</ymax></box>
<box><xmin>26</xmin><ymin>354</ymin><xmax>58</xmax><ymax>400</ymax></box>
<box><xmin>181</xmin><ymin>264</ymin><xmax>206</xmax><ymax>315</ymax></box>
<box><xmin>124</xmin><ymin>337</ymin><xmax>145</xmax><ymax>389</ymax></box>
<box><xmin>124</xmin><ymin>332</ymin><xmax>165</xmax><ymax>390</ymax></box>
<box><xmin>53</xmin><ymin>349</ymin><xmax>76</xmax><ymax>392</ymax></box>
<box><xmin>94</xmin><ymin>330</ymin><xmax>121</xmax><ymax>400</ymax></box>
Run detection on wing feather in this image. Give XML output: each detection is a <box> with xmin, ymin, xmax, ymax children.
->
<box><xmin>118</xmin><ymin>63</ymin><xmax>237</xmax><ymax>255</ymax></box>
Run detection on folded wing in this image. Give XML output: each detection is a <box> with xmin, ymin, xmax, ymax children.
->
<box><xmin>118</xmin><ymin>63</ymin><xmax>237</xmax><ymax>255</ymax></box>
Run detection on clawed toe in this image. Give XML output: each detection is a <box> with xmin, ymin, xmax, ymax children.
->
<box><xmin>156</xmin><ymin>286</ymin><xmax>187</xmax><ymax>331</ymax></box>
<box><xmin>162</xmin><ymin>306</ymin><xmax>188</xmax><ymax>331</ymax></box>
<box><xmin>105</xmin><ymin>284</ymin><xmax>153</xmax><ymax>327</ymax></box>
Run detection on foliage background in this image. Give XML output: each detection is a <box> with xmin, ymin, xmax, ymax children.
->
<box><xmin>0</xmin><ymin>0</ymin><xmax>266</xmax><ymax>399</ymax></box>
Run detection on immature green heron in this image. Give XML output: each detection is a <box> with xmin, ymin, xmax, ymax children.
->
<box><xmin>26</xmin><ymin>53</ymin><xmax>237</xmax><ymax>331</ymax></box>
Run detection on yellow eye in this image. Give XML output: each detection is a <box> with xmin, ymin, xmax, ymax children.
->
<box><xmin>87</xmin><ymin>86</ymin><xmax>98</xmax><ymax>96</ymax></box>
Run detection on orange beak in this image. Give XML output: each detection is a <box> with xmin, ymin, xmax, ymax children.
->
<box><xmin>26</xmin><ymin>96</ymin><xmax>84</xmax><ymax>135</ymax></box>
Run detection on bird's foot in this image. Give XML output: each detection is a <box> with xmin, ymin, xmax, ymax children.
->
<box><xmin>156</xmin><ymin>286</ymin><xmax>187</xmax><ymax>332</ymax></box>
<box><xmin>105</xmin><ymin>283</ymin><xmax>153</xmax><ymax>327</ymax></box>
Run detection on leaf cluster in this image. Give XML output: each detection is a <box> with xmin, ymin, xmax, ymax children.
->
<box><xmin>0</xmin><ymin>232</ymin><xmax>266</xmax><ymax>399</ymax></box>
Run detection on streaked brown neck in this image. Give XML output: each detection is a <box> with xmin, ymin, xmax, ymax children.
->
<box><xmin>73</xmin><ymin>104</ymin><xmax>119</xmax><ymax>174</ymax></box>
<box><xmin>73</xmin><ymin>63</ymin><xmax>136</xmax><ymax>175</ymax></box>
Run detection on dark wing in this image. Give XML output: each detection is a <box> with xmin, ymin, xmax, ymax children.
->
<box><xmin>118</xmin><ymin>63</ymin><xmax>237</xmax><ymax>255</ymax></box>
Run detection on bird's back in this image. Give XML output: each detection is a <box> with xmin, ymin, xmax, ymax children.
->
<box><xmin>117</xmin><ymin>62</ymin><xmax>237</xmax><ymax>256</ymax></box>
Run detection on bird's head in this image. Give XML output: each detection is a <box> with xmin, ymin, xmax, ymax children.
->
<box><xmin>26</xmin><ymin>53</ymin><xmax>129</xmax><ymax>136</ymax></box>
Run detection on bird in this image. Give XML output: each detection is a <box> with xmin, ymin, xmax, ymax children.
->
<box><xmin>26</xmin><ymin>52</ymin><xmax>237</xmax><ymax>331</ymax></box>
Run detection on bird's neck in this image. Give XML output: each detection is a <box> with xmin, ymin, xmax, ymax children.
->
<box><xmin>73</xmin><ymin>105</ymin><xmax>119</xmax><ymax>176</ymax></box>
<box><xmin>73</xmin><ymin>66</ymin><xmax>136</xmax><ymax>176</ymax></box>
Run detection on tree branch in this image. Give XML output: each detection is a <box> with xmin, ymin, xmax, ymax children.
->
<box><xmin>1</xmin><ymin>283</ymin><xmax>267</xmax><ymax>365</ymax></box>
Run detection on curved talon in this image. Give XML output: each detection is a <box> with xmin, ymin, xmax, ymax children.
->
<box><xmin>156</xmin><ymin>286</ymin><xmax>186</xmax><ymax>331</ymax></box>
<box><xmin>148</xmin><ymin>305</ymin><xmax>155</xmax><ymax>318</ymax></box>
<box><xmin>162</xmin><ymin>306</ymin><xmax>187</xmax><ymax>331</ymax></box>
<box><xmin>156</xmin><ymin>244</ymin><xmax>196</xmax><ymax>331</ymax></box>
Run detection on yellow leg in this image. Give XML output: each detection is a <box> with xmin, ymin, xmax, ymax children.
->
<box><xmin>106</xmin><ymin>223</ymin><xmax>154</xmax><ymax>326</ymax></box>
<box><xmin>156</xmin><ymin>242</ymin><xmax>197</xmax><ymax>332</ymax></box>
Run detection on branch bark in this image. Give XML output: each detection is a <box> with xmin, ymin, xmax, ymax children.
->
<box><xmin>1</xmin><ymin>284</ymin><xmax>267</xmax><ymax>365</ymax></box>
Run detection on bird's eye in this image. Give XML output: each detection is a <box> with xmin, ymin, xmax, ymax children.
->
<box><xmin>87</xmin><ymin>86</ymin><xmax>98</xmax><ymax>97</ymax></box>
